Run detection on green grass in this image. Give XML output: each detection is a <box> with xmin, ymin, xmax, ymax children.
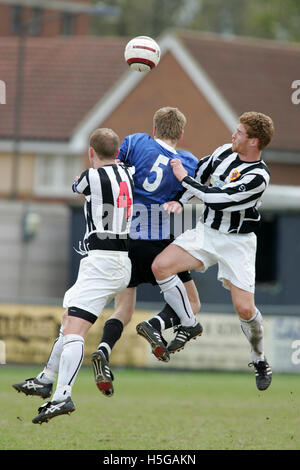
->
<box><xmin>1</xmin><ymin>365</ymin><xmax>299</xmax><ymax>450</ymax></box>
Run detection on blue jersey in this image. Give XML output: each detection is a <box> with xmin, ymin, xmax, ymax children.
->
<box><xmin>118</xmin><ymin>133</ymin><xmax>198</xmax><ymax>240</ymax></box>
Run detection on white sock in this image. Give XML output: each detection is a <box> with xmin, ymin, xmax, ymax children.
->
<box><xmin>37</xmin><ymin>325</ymin><xmax>64</xmax><ymax>384</ymax></box>
<box><xmin>52</xmin><ymin>334</ymin><xmax>84</xmax><ymax>402</ymax></box>
<box><xmin>156</xmin><ymin>275</ymin><xmax>196</xmax><ymax>327</ymax></box>
<box><xmin>36</xmin><ymin>367</ymin><xmax>57</xmax><ymax>384</ymax></box>
<box><xmin>240</xmin><ymin>309</ymin><xmax>264</xmax><ymax>362</ymax></box>
<box><xmin>97</xmin><ymin>342</ymin><xmax>111</xmax><ymax>358</ymax></box>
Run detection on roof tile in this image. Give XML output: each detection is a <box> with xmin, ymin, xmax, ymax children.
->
<box><xmin>0</xmin><ymin>36</ymin><xmax>128</xmax><ymax>141</ymax></box>
<box><xmin>178</xmin><ymin>31</ymin><xmax>300</xmax><ymax>152</ymax></box>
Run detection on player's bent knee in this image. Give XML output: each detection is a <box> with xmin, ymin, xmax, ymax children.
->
<box><xmin>151</xmin><ymin>256</ymin><xmax>171</xmax><ymax>278</ymax></box>
<box><xmin>151</xmin><ymin>258</ymin><xmax>162</xmax><ymax>278</ymax></box>
<box><xmin>235</xmin><ymin>303</ymin><xmax>255</xmax><ymax>320</ymax></box>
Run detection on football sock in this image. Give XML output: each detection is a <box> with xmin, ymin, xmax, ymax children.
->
<box><xmin>37</xmin><ymin>325</ymin><xmax>64</xmax><ymax>384</ymax></box>
<box><xmin>97</xmin><ymin>318</ymin><xmax>124</xmax><ymax>361</ymax></box>
<box><xmin>52</xmin><ymin>334</ymin><xmax>84</xmax><ymax>402</ymax></box>
<box><xmin>156</xmin><ymin>275</ymin><xmax>196</xmax><ymax>327</ymax></box>
<box><xmin>148</xmin><ymin>303</ymin><xmax>181</xmax><ymax>332</ymax></box>
<box><xmin>240</xmin><ymin>309</ymin><xmax>264</xmax><ymax>362</ymax></box>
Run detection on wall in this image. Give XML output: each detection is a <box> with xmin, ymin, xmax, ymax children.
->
<box><xmin>0</xmin><ymin>154</ymin><xmax>13</xmax><ymax>195</ymax></box>
<box><xmin>0</xmin><ymin>152</ymin><xmax>35</xmax><ymax>198</ymax></box>
<box><xmin>267</xmin><ymin>162</ymin><xmax>300</xmax><ymax>186</ymax></box>
<box><xmin>0</xmin><ymin>200</ymin><xmax>70</xmax><ymax>303</ymax></box>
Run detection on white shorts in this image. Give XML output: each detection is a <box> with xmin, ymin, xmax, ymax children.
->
<box><xmin>173</xmin><ymin>222</ymin><xmax>257</xmax><ymax>293</ymax></box>
<box><xmin>63</xmin><ymin>250</ymin><xmax>131</xmax><ymax>321</ymax></box>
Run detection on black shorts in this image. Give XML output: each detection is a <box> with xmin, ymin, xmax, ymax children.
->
<box><xmin>128</xmin><ymin>238</ymin><xmax>192</xmax><ymax>288</ymax></box>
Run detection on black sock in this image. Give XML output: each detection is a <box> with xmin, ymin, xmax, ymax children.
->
<box><xmin>148</xmin><ymin>303</ymin><xmax>181</xmax><ymax>332</ymax></box>
<box><xmin>98</xmin><ymin>318</ymin><xmax>124</xmax><ymax>360</ymax></box>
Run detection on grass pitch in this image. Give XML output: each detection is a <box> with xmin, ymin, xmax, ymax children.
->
<box><xmin>1</xmin><ymin>365</ymin><xmax>299</xmax><ymax>450</ymax></box>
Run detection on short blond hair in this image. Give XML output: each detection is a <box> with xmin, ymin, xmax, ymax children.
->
<box><xmin>89</xmin><ymin>128</ymin><xmax>120</xmax><ymax>159</ymax></box>
<box><xmin>153</xmin><ymin>107</ymin><xmax>187</xmax><ymax>142</ymax></box>
<box><xmin>239</xmin><ymin>112</ymin><xmax>274</xmax><ymax>150</ymax></box>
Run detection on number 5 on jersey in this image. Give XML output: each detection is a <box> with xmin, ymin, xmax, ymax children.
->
<box><xmin>143</xmin><ymin>154</ymin><xmax>169</xmax><ymax>192</ymax></box>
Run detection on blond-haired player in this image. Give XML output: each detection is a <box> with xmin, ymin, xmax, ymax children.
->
<box><xmin>148</xmin><ymin>112</ymin><xmax>274</xmax><ymax>391</ymax></box>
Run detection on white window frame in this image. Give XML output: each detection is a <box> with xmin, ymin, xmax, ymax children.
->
<box><xmin>34</xmin><ymin>154</ymin><xmax>83</xmax><ymax>197</ymax></box>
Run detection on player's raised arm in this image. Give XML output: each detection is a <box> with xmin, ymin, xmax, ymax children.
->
<box><xmin>180</xmin><ymin>172</ymin><xmax>268</xmax><ymax>212</ymax></box>
<box><xmin>172</xmin><ymin>149</ymin><xmax>217</xmax><ymax>205</ymax></box>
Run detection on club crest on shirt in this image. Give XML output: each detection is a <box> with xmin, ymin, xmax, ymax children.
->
<box><xmin>229</xmin><ymin>169</ymin><xmax>241</xmax><ymax>181</ymax></box>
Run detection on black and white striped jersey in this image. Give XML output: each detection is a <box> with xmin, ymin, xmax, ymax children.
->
<box><xmin>73</xmin><ymin>163</ymin><xmax>135</xmax><ymax>251</ymax></box>
<box><xmin>179</xmin><ymin>143</ymin><xmax>270</xmax><ymax>234</ymax></box>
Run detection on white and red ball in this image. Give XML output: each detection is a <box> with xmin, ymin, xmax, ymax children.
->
<box><xmin>124</xmin><ymin>36</ymin><xmax>161</xmax><ymax>72</ymax></box>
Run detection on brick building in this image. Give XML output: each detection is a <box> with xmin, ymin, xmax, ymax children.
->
<box><xmin>0</xmin><ymin>0</ymin><xmax>91</xmax><ymax>37</ymax></box>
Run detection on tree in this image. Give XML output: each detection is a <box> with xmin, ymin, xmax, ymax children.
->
<box><xmin>190</xmin><ymin>0</ymin><xmax>300</xmax><ymax>42</ymax></box>
<box><xmin>91</xmin><ymin>0</ymin><xmax>300</xmax><ymax>43</ymax></box>
<box><xmin>92</xmin><ymin>0</ymin><xmax>187</xmax><ymax>38</ymax></box>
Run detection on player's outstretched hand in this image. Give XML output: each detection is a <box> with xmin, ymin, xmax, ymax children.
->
<box><xmin>163</xmin><ymin>201</ymin><xmax>183</xmax><ymax>214</ymax></box>
<box><xmin>170</xmin><ymin>159</ymin><xmax>188</xmax><ymax>182</ymax></box>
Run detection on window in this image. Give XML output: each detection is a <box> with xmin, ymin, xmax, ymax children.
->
<box><xmin>30</xmin><ymin>8</ymin><xmax>42</xmax><ymax>36</ymax></box>
<box><xmin>11</xmin><ymin>5</ymin><xmax>23</xmax><ymax>34</ymax></box>
<box><xmin>34</xmin><ymin>154</ymin><xmax>83</xmax><ymax>197</ymax></box>
<box><xmin>61</xmin><ymin>12</ymin><xmax>75</xmax><ymax>35</ymax></box>
<box><xmin>255</xmin><ymin>214</ymin><xmax>278</xmax><ymax>284</ymax></box>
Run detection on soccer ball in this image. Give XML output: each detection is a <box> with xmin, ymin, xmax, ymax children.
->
<box><xmin>124</xmin><ymin>36</ymin><xmax>161</xmax><ymax>72</ymax></box>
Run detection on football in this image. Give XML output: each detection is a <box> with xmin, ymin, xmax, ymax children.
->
<box><xmin>124</xmin><ymin>36</ymin><xmax>161</xmax><ymax>72</ymax></box>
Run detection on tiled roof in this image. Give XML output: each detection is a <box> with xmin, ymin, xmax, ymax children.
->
<box><xmin>0</xmin><ymin>36</ymin><xmax>128</xmax><ymax>141</ymax></box>
<box><xmin>178</xmin><ymin>30</ymin><xmax>300</xmax><ymax>152</ymax></box>
<box><xmin>1</xmin><ymin>32</ymin><xmax>299</xmax><ymax>153</ymax></box>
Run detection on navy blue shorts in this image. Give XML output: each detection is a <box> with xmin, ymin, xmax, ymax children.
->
<box><xmin>128</xmin><ymin>238</ymin><xmax>192</xmax><ymax>287</ymax></box>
